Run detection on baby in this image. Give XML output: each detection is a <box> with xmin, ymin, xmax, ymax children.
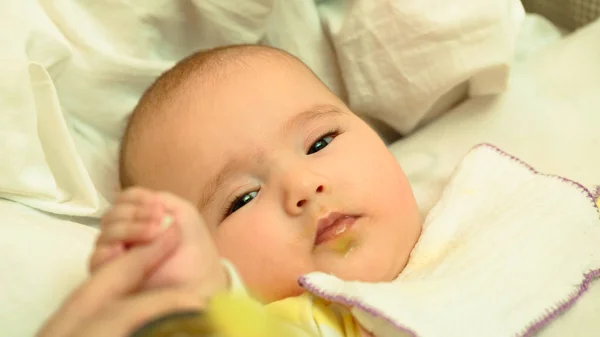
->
<box><xmin>91</xmin><ymin>44</ymin><xmax>600</xmax><ymax>337</ymax></box>
<box><xmin>91</xmin><ymin>44</ymin><xmax>422</xmax><ymax>336</ymax></box>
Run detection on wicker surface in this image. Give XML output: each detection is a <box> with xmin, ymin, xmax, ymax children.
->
<box><xmin>522</xmin><ymin>0</ymin><xmax>600</xmax><ymax>30</ymax></box>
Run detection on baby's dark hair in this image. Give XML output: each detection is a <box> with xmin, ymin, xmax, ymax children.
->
<box><xmin>119</xmin><ymin>44</ymin><xmax>299</xmax><ymax>189</ymax></box>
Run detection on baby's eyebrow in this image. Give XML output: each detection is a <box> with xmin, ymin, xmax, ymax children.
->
<box><xmin>198</xmin><ymin>104</ymin><xmax>345</xmax><ymax>209</ymax></box>
<box><xmin>198</xmin><ymin>151</ymin><xmax>263</xmax><ymax>209</ymax></box>
<box><xmin>280</xmin><ymin>104</ymin><xmax>346</xmax><ymax>136</ymax></box>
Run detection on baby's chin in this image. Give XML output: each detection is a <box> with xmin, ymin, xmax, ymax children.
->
<box><xmin>251</xmin><ymin>236</ymin><xmax>410</xmax><ymax>302</ymax></box>
<box><xmin>251</xmin><ymin>258</ymin><xmax>402</xmax><ymax>304</ymax></box>
<box><xmin>312</xmin><ymin>240</ymin><xmax>407</xmax><ymax>284</ymax></box>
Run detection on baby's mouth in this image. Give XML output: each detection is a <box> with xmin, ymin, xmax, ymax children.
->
<box><xmin>314</xmin><ymin>212</ymin><xmax>359</xmax><ymax>246</ymax></box>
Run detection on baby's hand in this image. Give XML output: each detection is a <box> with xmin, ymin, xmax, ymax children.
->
<box><xmin>90</xmin><ymin>189</ymin><xmax>166</xmax><ymax>273</ymax></box>
<box><xmin>90</xmin><ymin>187</ymin><xmax>228</xmax><ymax>302</ymax></box>
<box><xmin>90</xmin><ymin>188</ymin><xmax>167</xmax><ymax>272</ymax></box>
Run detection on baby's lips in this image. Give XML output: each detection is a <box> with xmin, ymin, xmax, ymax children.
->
<box><xmin>314</xmin><ymin>214</ymin><xmax>358</xmax><ymax>245</ymax></box>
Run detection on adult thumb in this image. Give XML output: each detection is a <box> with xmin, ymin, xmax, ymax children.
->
<box><xmin>37</xmin><ymin>225</ymin><xmax>180</xmax><ymax>337</ymax></box>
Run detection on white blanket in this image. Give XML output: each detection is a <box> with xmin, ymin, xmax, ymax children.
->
<box><xmin>301</xmin><ymin>144</ymin><xmax>600</xmax><ymax>337</ymax></box>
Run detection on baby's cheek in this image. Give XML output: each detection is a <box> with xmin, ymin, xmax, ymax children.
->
<box><xmin>213</xmin><ymin>221</ymin><xmax>254</xmax><ymax>259</ymax></box>
<box><xmin>214</xmin><ymin>210</ymin><xmax>313</xmax><ymax>302</ymax></box>
<box><xmin>213</xmin><ymin>210</ymin><xmax>281</xmax><ymax>265</ymax></box>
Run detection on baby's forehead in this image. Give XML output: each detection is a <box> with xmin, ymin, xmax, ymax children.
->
<box><xmin>122</xmin><ymin>45</ymin><xmax>334</xmax><ymax>194</ymax></box>
<box><xmin>188</xmin><ymin>46</ymin><xmax>305</xmax><ymax>86</ymax></box>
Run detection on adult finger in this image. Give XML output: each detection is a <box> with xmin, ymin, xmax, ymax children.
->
<box><xmin>78</xmin><ymin>288</ymin><xmax>202</xmax><ymax>337</ymax></box>
<box><xmin>37</xmin><ymin>226</ymin><xmax>179</xmax><ymax>337</ymax></box>
<box><xmin>75</xmin><ymin>225</ymin><xmax>179</xmax><ymax>310</ymax></box>
<box><xmin>88</xmin><ymin>243</ymin><xmax>124</xmax><ymax>274</ymax></box>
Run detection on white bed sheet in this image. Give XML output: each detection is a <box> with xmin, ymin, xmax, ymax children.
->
<box><xmin>390</xmin><ymin>18</ymin><xmax>600</xmax><ymax>215</ymax></box>
<box><xmin>0</xmin><ymin>199</ymin><xmax>97</xmax><ymax>337</ymax></box>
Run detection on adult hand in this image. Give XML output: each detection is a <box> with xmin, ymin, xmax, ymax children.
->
<box><xmin>37</xmin><ymin>225</ymin><xmax>202</xmax><ymax>337</ymax></box>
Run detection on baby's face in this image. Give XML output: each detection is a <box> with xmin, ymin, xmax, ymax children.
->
<box><xmin>140</xmin><ymin>55</ymin><xmax>421</xmax><ymax>302</ymax></box>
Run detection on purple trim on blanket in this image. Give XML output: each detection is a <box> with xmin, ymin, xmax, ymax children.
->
<box><xmin>521</xmin><ymin>269</ymin><xmax>600</xmax><ymax>337</ymax></box>
<box><xmin>298</xmin><ymin>143</ymin><xmax>600</xmax><ymax>337</ymax></box>
<box><xmin>592</xmin><ymin>186</ymin><xmax>600</xmax><ymax>200</ymax></box>
<box><xmin>473</xmin><ymin>144</ymin><xmax>599</xmax><ymax>214</ymax></box>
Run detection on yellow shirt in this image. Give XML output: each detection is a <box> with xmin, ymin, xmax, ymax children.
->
<box><xmin>218</xmin><ymin>260</ymin><xmax>364</xmax><ymax>337</ymax></box>
<box><xmin>265</xmin><ymin>293</ymin><xmax>362</xmax><ymax>337</ymax></box>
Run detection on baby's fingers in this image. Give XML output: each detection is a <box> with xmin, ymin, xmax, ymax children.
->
<box><xmin>101</xmin><ymin>203</ymin><xmax>160</xmax><ymax>228</ymax></box>
<box><xmin>90</xmin><ymin>213</ymin><xmax>173</xmax><ymax>273</ymax></box>
<box><xmin>97</xmin><ymin>221</ymin><xmax>163</xmax><ymax>245</ymax></box>
<box><xmin>116</xmin><ymin>187</ymin><xmax>158</xmax><ymax>206</ymax></box>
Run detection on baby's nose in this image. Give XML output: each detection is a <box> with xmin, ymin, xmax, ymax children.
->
<box><xmin>295</xmin><ymin>185</ymin><xmax>325</xmax><ymax>208</ymax></box>
<box><xmin>284</xmin><ymin>181</ymin><xmax>326</xmax><ymax>216</ymax></box>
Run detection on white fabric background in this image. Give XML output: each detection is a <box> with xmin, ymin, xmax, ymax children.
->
<box><xmin>0</xmin><ymin>0</ymin><xmax>524</xmax><ymax>218</ymax></box>
<box><xmin>5</xmin><ymin>2</ymin><xmax>600</xmax><ymax>336</ymax></box>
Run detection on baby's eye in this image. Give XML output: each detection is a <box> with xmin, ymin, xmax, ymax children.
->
<box><xmin>226</xmin><ymin>190</ymin><xmax>258</xmax><ymax>216</ymax></box>
<box><xmin>307</xmin><ymin>131</ymin><xmax>338</xmax><ymax>155</ymax></box>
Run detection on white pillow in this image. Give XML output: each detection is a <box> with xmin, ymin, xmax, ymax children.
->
<box><xmin>0</xmin><ymin>2</ymin><xmax>108</xmax><ymax>217</ymax></box>
<box><xmin>390</xmin><ymin>17</ymin><xmax>600</xmax><ymax>215</ymax></box>
<box><xmin>322</xmin><ymin>0</ymin><xmax>526</xmax><ymax>135</ymax></box>
<box><xmin>0</xmin><ymin>0</ymin><xmax>524</xmax><ymax>217</ymax></box>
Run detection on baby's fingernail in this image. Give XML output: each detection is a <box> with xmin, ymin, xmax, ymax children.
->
<box><xmin>159</xmin><ymin>214</ymin><xmax>174</xmax><ymax>231</ymax></box>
